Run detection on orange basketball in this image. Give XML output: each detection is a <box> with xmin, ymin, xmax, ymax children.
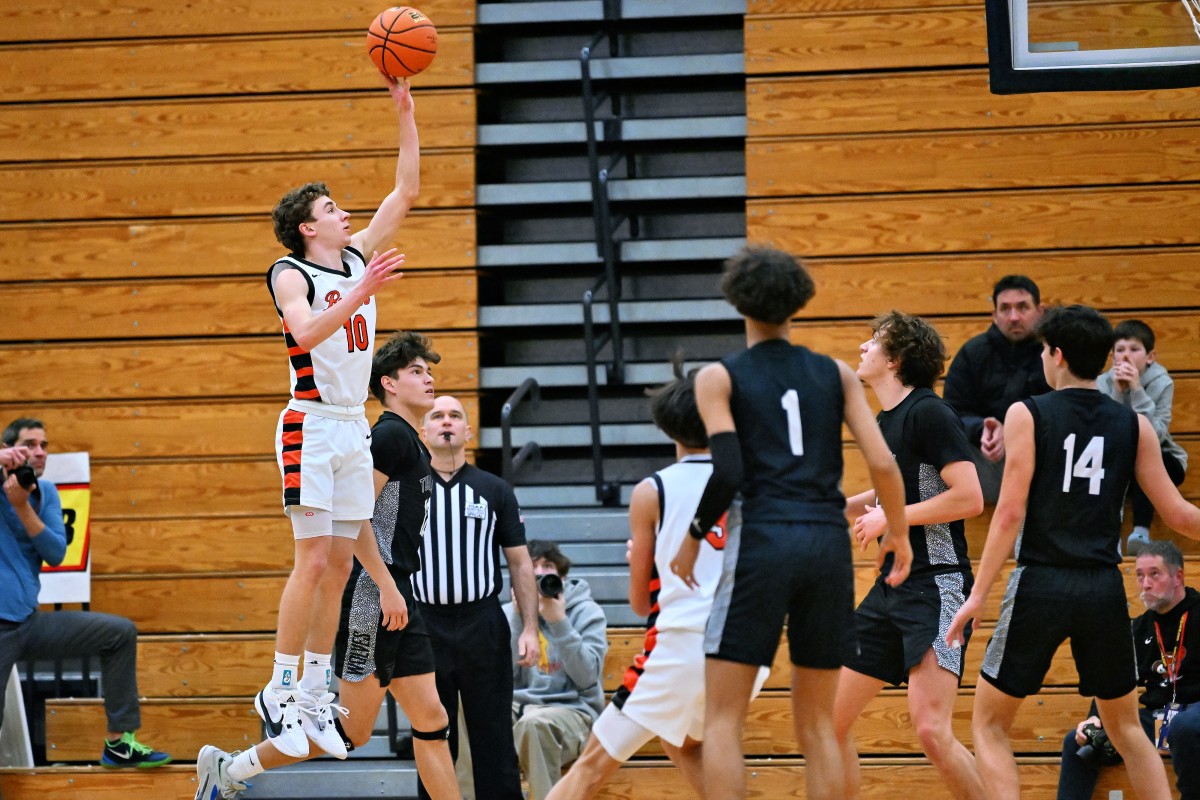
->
<box><xmin>367</xmin><ymin>7</ymin><xmax>438</xmax><ymax>79</ymax></box>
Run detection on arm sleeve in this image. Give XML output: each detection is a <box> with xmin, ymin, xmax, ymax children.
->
<box><xmin>494</xmin><ymin>482</ymin><xmax>527</xmax><ymax>548</ymax></box>
<box><xmin>31</xmin><ymin>482</ymin><xmax>67</xmax><ymax>566</ymax></box>
<box><xmin>912</xmin><ymin>398</ymin><xmax>975</xmax><ymax>471</ymax></box>
<box><xmin>545</xmin><ymin>597</ymin><xmax>608</xmax><ymax>690</ymax></box>
<box><xmin>688</xmin><ymin>431</ymin><xmax>744</xmax><ymax>539</ymax></box>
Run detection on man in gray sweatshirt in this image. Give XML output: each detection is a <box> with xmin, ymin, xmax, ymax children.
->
<box><xmin>504</xmin><ymin>539</ymin><xmax>608</xmax><ymax>800</ymax></box>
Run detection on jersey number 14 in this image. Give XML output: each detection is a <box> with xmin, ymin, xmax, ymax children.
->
<box><xmin>1062</xmin><ymin>433</ymin><xmax>1105</xmax><ymax>495</ymax></box>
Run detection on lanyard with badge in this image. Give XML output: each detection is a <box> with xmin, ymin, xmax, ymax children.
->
<box><xmin>1153</xmin><ymin>610</ymin><xmax>1188</xmax><ymax>751</ymax></box>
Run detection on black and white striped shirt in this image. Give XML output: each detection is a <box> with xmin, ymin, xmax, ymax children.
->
<box><xmin>413</xmin><ymin>464</ymin><xmax>526</xmax><ymax>605</ymax></box>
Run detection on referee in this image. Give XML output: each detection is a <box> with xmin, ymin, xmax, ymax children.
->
<box><xmin>415</xmin><ymin>395</ymin><xmax>538</xmax><ymax>800</ymax></box>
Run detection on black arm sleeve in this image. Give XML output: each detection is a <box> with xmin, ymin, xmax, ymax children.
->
<box><xmin>688</xmin><ymin>431</ymin><xmax>744</xmax><ymax>539</ymax></box>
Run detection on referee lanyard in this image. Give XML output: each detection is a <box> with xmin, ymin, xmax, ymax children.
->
<box><xmin>1154</xmin><ymin>610</ymin><xmax>1189</xmax><ymax>702</ymax></box>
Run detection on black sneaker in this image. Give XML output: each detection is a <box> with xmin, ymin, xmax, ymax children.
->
<box><xmin>100</xmin><ymin>731</ymin><xmax>173</xmax><ymax>768</ymax></box>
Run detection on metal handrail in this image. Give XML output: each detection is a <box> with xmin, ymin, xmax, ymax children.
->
<box><xmin>501</xmin><ymin>377</ymin><xmax>542</xmax><ymax>486</ymax></box>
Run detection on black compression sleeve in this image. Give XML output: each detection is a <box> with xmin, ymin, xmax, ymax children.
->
<box><xmin>688</xmin><ymin>431</ymin><xmax>744</xmax><ymax>539</ymax></box>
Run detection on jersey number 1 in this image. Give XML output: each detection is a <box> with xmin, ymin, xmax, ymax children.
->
<box><xmin>343</xmin><ymin>314</ymin><xmax>369</xmax><ymax>353</ymax></box>
<box><xmin>781</xmin><ymin>389</ymin><xmax>804</xmax><ymax>456</ymax></box>
<box><xmin>1062</xmin><ymin>433</ymin><xmax>1105</xmax><ymax>495</ymax></box>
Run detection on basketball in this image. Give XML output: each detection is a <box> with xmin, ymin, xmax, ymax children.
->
<box><xmin>367</xmin><ymin>7</ymin><xmax>438</xmax><ymax>79</ymax></box>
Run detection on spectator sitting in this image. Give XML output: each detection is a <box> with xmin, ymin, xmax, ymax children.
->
<box><xmin>1057</xmin><ymin>540</ymin><xmax>1199</xmax><ymax>800</ymax></box>
<box><xmin>1097</xmin><ymin>320</ymin><xmax>1188</xmax><ymax>554</ymax></box>
<box><xmin>505</xmin><ymin>540</ymin><xmax>607</xmax><ymax>800</ymax></box>
<box><xmin>943</xmin><ymin>274</ymin><xmax>1050</xmax><ymax>503</ymax></box>
<box><xmin>0</xmin><ymin>418</ymin><xmax>170</xmax><ymax>767</ymax></box>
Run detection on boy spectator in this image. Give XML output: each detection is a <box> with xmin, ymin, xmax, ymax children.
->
<box><xmin>1097</xmin><ymin>320</ymin><xmax>1188</xmax><ymax>553</ymax></box>
<box><xmin>505</xmin><ymin>540</ymin><xmax>607</xmax><ymax>800</ymax></box>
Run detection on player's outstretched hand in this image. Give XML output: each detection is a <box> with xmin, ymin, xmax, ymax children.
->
<box><xmin>853</xmin><ymin>504</ymin><xmax>888</xmax><ymax>550</ymax></box>
<box><xmin>945</xmin><ymin>595</ymin><xmax>981</xmax><ymax>649</ymax></box>
<box><xmin>878</xmin><ymin>531</ymin><xmax>912</xmax><ymax>587</ymax></box>
<box><xmin>380</xmin><ymin>582</ymin><xmax>409</xmax><ymax>631</ymax></box>
<box><xmin>361</xmin><ymin>248</ymin><xmax>406</xmax><ymax>295</ymax></box>
<box><xmin>516</xmin><ymin>627</ymin><xmax>539</xmax><ymax>668</ymax></box>
<box><xmin>670</xmin><ymin>536</ymin><xmax>701</xmax><ymax>590</ymax></box>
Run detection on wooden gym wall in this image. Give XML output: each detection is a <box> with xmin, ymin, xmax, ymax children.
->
<box><xmin>746</xmin><ymin>0</ymin><xmax>1200</xmax><ymax>551</ymax></box>
<box><xmin>0</xmin><ymin>1</ymin><xmax>481</xmax><ymax>614</ymax></box>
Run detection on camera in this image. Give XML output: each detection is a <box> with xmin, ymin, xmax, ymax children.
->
<box><xmin>1076</xmin><ymin>722</ymin><xmax>1122</xmax><ymax>768</ymax></box>
<box><xmin>536</xmin><ymin>573</ymin><xmax>563</xmax><ymax>599</ymax></box>
<box><xmin>1</xmin><ymin>464</ymin><xmax>37</xmax><ymax>491</ymax></box>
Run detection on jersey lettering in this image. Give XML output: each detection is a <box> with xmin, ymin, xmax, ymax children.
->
<box><xmin>1062</xmin><ymin>433</ymin><xmax>1106</xmax><ymax>495</ymax></box>
<box><xmin>343</xmin><ymin>314</ymin><xmax>370</xmax><ymax>353</ymax></box>
<box><xmin>780</xmin><ymin>389</ymin><xmax>804</xmax><ymax>456</ymax></box>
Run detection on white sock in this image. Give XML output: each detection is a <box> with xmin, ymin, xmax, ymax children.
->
<box><xmin>227</xmin><ymin>748</ymin><xmax>265</xmax><ymax>783</ymax></box>
<box><xmin>271</xmin><ymin>652</ymin><xmax>301</xmax><ymax>693</ymax></box>
<box><xmin>300</xmin><ymin>651</ymin><xmax>333</xmax><ymax>695</ymax></box>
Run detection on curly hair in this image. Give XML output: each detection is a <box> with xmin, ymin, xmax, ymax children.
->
<box><xmin>272</xmin><ymin>181</ymin><xmax>330</xmax><ymax>256</ymax></box>
<box><xmin>720</xmin><ymin>245</ymin><xmax>815</xmax><ymax>326</ymax></box>
<box><xmin>647</xmin><ymin>354</ymin><xmax>707</xmax><ymax>450</ymax></box>
<box><xmin>871</xmin><ymin>311</ymin><xmax>947</xmax><ymax>389</ymax></box>
<box><xmin>1035</xmin><ymin>305</ymin><xmax>1112</xmax><ymax>380</ymax></box>
<box><xmin>370</xmin><ymin>331</ymin><xmax>441</xmax><ymax>403</ymax></box>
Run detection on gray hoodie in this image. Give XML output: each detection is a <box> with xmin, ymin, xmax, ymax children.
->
<box><xmin>504</xmin><ymin>577</ymin><xmax>608</xmax><ymax>720</ymax></box>
<box><xmin>1097</xmin><ymin>360</ymin><xmax>1188</xmax><ymax>469</ymax></box>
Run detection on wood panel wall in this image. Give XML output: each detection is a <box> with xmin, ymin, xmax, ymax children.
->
<box><xmin>0</xmin><ymin>0</ymin><xmax>480</xmax><ymax>614</ymax></box>
<box><xmin>747</xmin><ymin>0</ymin><xmax>1200</xmax><ymax>554</ymax></box>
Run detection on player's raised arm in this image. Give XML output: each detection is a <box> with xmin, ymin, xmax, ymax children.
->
<box><xmin>353</xmin><ymin>76</ymin><xmax>420</xmax><ymax>258</ymax></box>
<box><xmin>839</xmin><ymin>360</ymin><xmax>909</xmax><ymax>585</ymax></box>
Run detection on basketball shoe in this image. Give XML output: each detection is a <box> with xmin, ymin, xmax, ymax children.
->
<box><xmin>299</xmin><ymin>689</ymin><xmax>350</xmax><ymax>759</ymax></box>
<box><xmin>254</xmin><ymin>684</ymin><xmax>309</xmax><ymax>757</ymax></box>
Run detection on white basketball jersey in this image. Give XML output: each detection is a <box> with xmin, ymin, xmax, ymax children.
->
<box><xmin>267</xmin><ymin>247</ymin><xmax>376</xmax><ymax>408</ymax></box>
<box><xmin>651</xmin><ymin>455</ymin><xmax>730</xmax><ymax>633</ymax></box>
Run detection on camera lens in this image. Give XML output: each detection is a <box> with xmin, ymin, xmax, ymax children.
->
<box><xmin>537</xmin><ymin>573</ymin><xmax>563</xmax><ymax>599</ymax></box>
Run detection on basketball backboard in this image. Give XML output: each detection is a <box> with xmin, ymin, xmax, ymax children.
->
<box><xmin>986</xmin><ymin>0</ymin><xmax>1200</xmax><ymax>92</ymax></box>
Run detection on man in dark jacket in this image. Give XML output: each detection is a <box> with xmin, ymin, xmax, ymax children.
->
<box><xmin>942</xmin><ymin>274</ymin><xmax>1049</xmax><ymax>502</ymax></box>
<box><xmin>1058</xmin><ymin>540</ymin><xmax>1199</xmax><ymax>800</ymax></box>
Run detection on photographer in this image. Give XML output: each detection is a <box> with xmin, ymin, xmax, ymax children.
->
<box><xmin>0</xmin><ymin>418</ymin><xmax>169</xmax><ymax>767</ymax></box>
<box><xmin>505</xmin><ymin>540</ymin><xmax>608</xmax><ymax>799</ymax></box>
<box><xmin>1058</xmin><ymin>540</ymin><xmax>1199</xmax><ymax>800</ymax></box>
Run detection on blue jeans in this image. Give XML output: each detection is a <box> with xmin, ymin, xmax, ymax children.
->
<box><xmin>1057</xmin><ymin>704</ymin><xmax>1199</xmax><ymax>800</ymax></box>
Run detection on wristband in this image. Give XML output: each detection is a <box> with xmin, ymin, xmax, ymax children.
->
<box><xmin>688</xmin><ymin>518</ymin><xmax>706</xmax><ymax>540</ymax></box>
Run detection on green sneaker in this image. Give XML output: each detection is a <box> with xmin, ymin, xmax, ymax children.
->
<box><xmin>100</xmin><ymin>731</ymin><xmax>173</xmax><ymax>768</ymax></box>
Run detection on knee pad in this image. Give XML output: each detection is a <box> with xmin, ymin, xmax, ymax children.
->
<box><xmin>333</xmin><ymin>716</ymin><xmax>356</xmax><ymax>753</ymax></box>
<box><xmin>411</xmin><ymin>724</ymin><xmax>451</xmax><ymax>742</ymax></box>
<box><xmin>290</xmin><ymin>506</ymin><xmax>333</xmax><ymax>539</ymax></box>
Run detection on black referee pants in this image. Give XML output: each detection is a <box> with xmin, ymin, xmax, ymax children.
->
<box><xmin>417</xmin><ymin>597</ymin><xmax>523</xmax><ymax>800</ymax></box>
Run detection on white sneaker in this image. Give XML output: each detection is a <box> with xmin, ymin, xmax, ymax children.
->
<box><xmin>194</xmin><ymin>745</ymin><xmax>248</xmax><ymax>800</ymax></box>
<box><xmin>254</xmin><ymin>684</ymin><xmax>309</xmax><ymax>758</ymax></box>
<box><xmin>1127</xmin><ymin>527</ymin><xmax>1152</xmax><ymax>555</ymax></box>
<box><xmin>298</xmin><ymin>689</ymin><xmax>350</xmax><ymax>759</ymax></box>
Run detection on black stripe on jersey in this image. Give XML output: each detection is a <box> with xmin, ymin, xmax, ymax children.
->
<box><xmin>415</xmin><ymin>480</ymin><xmax>502</xmax><ymax>605</ymax></box>
<box><xmin>284</xmin><ymin>487</ymin><xmax>301</xmax><ymax>505</ymax></box>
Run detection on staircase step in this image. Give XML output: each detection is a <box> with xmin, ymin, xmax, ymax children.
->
<box><xmin>481</xmin><ymin>360</ymin><xmax>703</xmax><ymax>388</ymax></box>
<box><xmin>477</xmin><ymin>236</ymin><xmax>743</xmax><ymax>266</ymax></box>
<box><xmin>249</xmin><ymin>760</ymin><xmax>417</xmax><ymax>799</ymax></box>
<box><xmin>480</xmin><ymin>422</ymin><xmax>667</xmax><ymax>449</ymax></box>
<box><xmin>478</xmin><ymin>175</ymin><xmax>745</xmax><ymax>205</ymax></box>
<box><xmin>478</xmin><ymin>0</ymin><xmax>746</xmax><ymax>25</ymax></box>
<box><xmin>479</xmin><ymin>298</ymin><xmax>738</xmax><ymax>327</ymax></box>
<box><xmin>476</xmin><ymin>53</ymin><xmax>745</xmax><ymax>85</ymax></box>
<box><xmin>477</xmin><ymin>115</ymin><xmax>745</xmax><ymax>146</ymax></box>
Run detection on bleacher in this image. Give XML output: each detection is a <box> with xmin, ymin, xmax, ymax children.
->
<box><xmin>1</xmin><ymin>0</ymin><xmax>1198</xmax><ymax>798</ymax></box>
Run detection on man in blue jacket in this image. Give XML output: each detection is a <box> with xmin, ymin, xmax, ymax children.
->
<box><xmin>0</xmin><ymin>417</ymin><xmax>169</xmax><ymax>767</ymax></box>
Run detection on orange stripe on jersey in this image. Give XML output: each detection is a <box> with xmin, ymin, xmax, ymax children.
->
<box><xmin>281</xmin><ymin>430</ymin><xmax>303</xmax><ymax>446</ymax></box>
<box><xmin>283</xmin><ymin>410</ymin><xmax>306</xmax><ymax>426</ymax></box>
<box><xmin>284</xmin><ymin>472</ymin><xmax>302</xmax><ymax>488</ymax></box>
<box><xmin>294</xmin><ymin>366</ymin><xmax>314</xmax><ymax>378</ymax></box>
<box><xmin>293</xmin><ymin>388</ymin><xmax>320</xmax><ymax>400</ymax></box>
<box><xmin>282</xmin><ymin>450</ymin><xmax>302</xmax><ymax>466</ymax></box>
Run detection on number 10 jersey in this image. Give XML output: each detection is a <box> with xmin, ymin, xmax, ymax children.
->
<box><xmin>266</xmin><ymin>246</ymin><xmax>376</xmax><ymax>409</ymax></box>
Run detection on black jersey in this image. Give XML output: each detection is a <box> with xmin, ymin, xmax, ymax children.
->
<box><xmin>362</xmin><ymin>410</ymin><xmax>432</xmax><ymax>581</ymax></box>
<box><xmin>1020</xmin><ymin>389</ymin><xmax>1139</xmax><ymax>567</ymax></box>
<box><xmin>876</xmin><ymin>388</ymin><xmax>974</xmax><ymax>578</ymax></box>
<box><xmin>723</xmin><ymin>339</ymin><xmax>846</xmax><ymax>525</ymax></box>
